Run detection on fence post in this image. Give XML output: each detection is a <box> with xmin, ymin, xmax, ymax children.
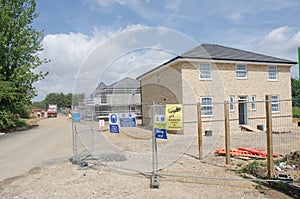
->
<box><xmin>197</xmin><ymin>102</ymin><xmax>203</xmax><ymax>159</ymax></box>
<box><xmin>150</xmin><ymin>102</ymin><xmax>159</xmax><ymax>188</ymax></box>
<box><xmin>265</xmin><ymin>95</ymin><xmax>274</xmax><ymax>179</ymax></box>
<box><xmin>224</xmin><ymin>101</ymin><xmax>231</xmax><ymax>165</ymax></box>
<box><xmin>72</xmin><ymin>120</ymin><xmax>77</xmax><ymax>159</ymax></box>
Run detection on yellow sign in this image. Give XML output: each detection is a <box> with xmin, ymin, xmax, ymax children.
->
<box><xmin>166</xmin><ymin>104</ymin><xmax>182</xmax><ymax>130</ymax></box>
<box><xmin>154</xmin><ymin>115</ymin><xmax>166</xmax><ymax>129</ymax></box>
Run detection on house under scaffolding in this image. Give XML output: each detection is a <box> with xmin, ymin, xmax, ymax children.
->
<box><xmin>91</xmin><ymin>77</ymin><xmax>141</xmax><ymax>120</ymax></box>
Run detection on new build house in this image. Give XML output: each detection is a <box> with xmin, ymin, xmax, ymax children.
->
<box><xmin>92</xmin><ymin>77</ymin><xmax>141</xmax><ymax>120</ymax></box>
<box><xmin>138</xmin><ymin>44</ymin><xmax>297</xmax><ymax>132</ymax></box>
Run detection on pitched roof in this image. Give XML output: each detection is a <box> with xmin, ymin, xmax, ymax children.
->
<box><xmin>181</xmin><ymin>44</ymin><xmax>297</xmax><ymax>64</ymax></box>
<box><xmin>96</xmin><ymin>77</ymin><xmax>139</xmax><ymax>92</ymax></box>
<box><xmin>137</xmin><ymin>43</ymin><xmax>298</xmax><ymax>80</ymax></box>
<box><xmin>108</xmin><ymin>77</ymin><xmax>140</xmax><ymax>89</ymax></box>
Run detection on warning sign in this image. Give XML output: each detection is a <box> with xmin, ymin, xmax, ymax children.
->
<box><xmin>166</xmin><ymin>104</ymin><xmax>182</xmax><ymax>130</ymax></box>
<box><xmin>72</xmin><ymin>113</ymin><xmax>81</xmax><ymax>123</ymax></box>
<box><xmin>109</xmin><ymin>113</ymin><xmax>119</xmax><ymax>133</ymax></box>
<box><xmin>119</xmin><ymin>112</ymin><xmax>136</xmax><ymax>127</ymax></box>
<box><xmin>154</xmin><ymin>115</ymin><xmax>167</xmax><ymax>139</ymax></box>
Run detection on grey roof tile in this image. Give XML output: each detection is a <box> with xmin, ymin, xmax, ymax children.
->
<box><xmin>181</xmin><ymin>44</ymin><xmax>297</xmax><ymax>64</ymax></box>
<box><xmin>109</xmin><ymin>77</ymin><xmax>140</xmax><ymax>89</ymax></box>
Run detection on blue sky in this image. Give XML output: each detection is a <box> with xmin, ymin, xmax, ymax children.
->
<box><xmin>33</xmin><ymin>0</ymin><xmax>300</xmax><ymax>100</ymax></box>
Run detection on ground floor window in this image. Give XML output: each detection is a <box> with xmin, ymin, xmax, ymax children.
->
<box><xmin>271</xmin><ymin>95</ymin><xmax>279</xmax><ymax>112</ymax></box>
<box><xmin>251</xmin><ymin>95</ymin><xmax>256</xmax><ymax>110</ymax></box>
<box><xmin>229</xmin><ymin>96</ymin><xmax>234</xmax><ymax>111</ymax></box>
<box><xmin>200</xmin><ymin>97</ymin><xmax>213</xmax><ymax>116</ymax></box>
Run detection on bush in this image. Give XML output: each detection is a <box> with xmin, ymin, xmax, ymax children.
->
<box><xmin>0</xmin><ymin>110</ymin><xmax>16</xmax><ymax>132</ymax></box>
<box><xmin>14</xmin><ymin>119</ymin><xmax>27</xmax><ymax>128</ymax></box>
<box><xmin>292</xmin><ymin>106</ymin><xmax>300</xmax><ymax>118</ymax></box>
<box><xmin>0</xmin><ymin>110</ymin><xmax>27</xmax><ymax>132</ymax></box>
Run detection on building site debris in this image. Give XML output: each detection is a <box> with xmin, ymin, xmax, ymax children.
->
<box><xmin>215</xmin><ymin>147</ymin><xmax>280</xmax><ymax>159</ymax></box>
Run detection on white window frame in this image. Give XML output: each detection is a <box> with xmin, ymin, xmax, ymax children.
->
<box><xmin>229</xmin><ymin>96</ymin><xmax>234</xmax><ymax>111</ymax></box>
<box><xmin>199</xmin><ymin>63</ymin><xmax>212</xmax><ymax>80</ymax></box>
<box><xmin>200</xmin><ymin>97</ymin><xmax>213</xmax><ymax>116</ymax></box>
<box><xmin>251</xmin><ymin>95</ymin><xmax>256</xmax><ymax>110</ymax></box>
<box><xmin>236</xmin><ymin>64</ymin><xmax>247</xmax><ymax>79</ymax></box>
<box><xmin>268</xmin><ymin>66</ymin><xmax>278</xmax><ymax>81</ymax></box>
<box><xmin>271</xmin><ymin>95</ymin><xmax>279</xmax><ymax>113</ymax></box>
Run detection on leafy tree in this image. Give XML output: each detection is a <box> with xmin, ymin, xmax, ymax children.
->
<box><xmin>34</xmin><ymin>92</ymin><xmax>75</xmax><ymax>110</ymax></box>
<box><xmin>32</xmin><ymin>100</ymin><xmax>47</xmax><ymax>109</ymax></box>
<box><xmin>291</xmin><ymin>78</ymin><xmax>300</xmax><ymax>107</ymax></box>
<box><xmin>0</xmin><ymin>81</ymin><xmax>19</xmax><ymax>131</ymax></box>
<box><xmin>0</xmin><ymin>0</ymin><xmax>48</xmax><ymax>131</ymax></box>
<box><xmin>291</xmin><ymin>78</ymin><xmax>300</xmax><ymax>98</ymax></box>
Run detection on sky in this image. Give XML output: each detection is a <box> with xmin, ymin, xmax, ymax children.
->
<box><xmin>32</xmin><ymin>0</ymin><xmax>300</xmax><ymax>101</ymax></box>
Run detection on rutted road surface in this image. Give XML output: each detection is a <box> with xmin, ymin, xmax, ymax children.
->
<box><xmin>0</xmin><ymin>116</ymin><xmax>72</xmax><ymax>181</ymax></box>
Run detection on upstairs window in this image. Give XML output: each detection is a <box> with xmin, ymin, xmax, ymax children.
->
<box><xmin>101</xmin><ymin>94</ymin><xmax>107</xmax><ymax>104</ymax></box>
<box><xmin>200</xmin><ymin>97</ymin><xmax>213</xmax><ymax>116</ymax></box>
<box><xmin>236</xmin><ymin>65</ymin><xmax>247</xmax><ymax>78</ymax></box>
<box><xmin>199</xmin><ymin>63</ymin><xmax>212</xmax><ymax>80</ymax></box>
<box><xmin>268</xmin><ymin>66</ymin><xmax>278</xmax><ymax>80</ymax></box>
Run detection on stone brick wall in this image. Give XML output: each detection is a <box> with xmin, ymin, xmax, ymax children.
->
<box><xmin>140</xmin><ymin>60</ymin><xmax>293</xmax><ymax>132</ymax></box>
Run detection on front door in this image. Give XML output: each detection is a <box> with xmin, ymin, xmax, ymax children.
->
<box><xmin>238</xmin><ymin>96</ymin><xmax>248</xmax><ymax>125</ymax></box>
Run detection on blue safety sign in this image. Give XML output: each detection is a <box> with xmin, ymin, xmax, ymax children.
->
<box><xmin>109</xmin><ymin>113</ymin><xmax>119</xmax><ymax>133</ymax></box>
<box><xmin>109</xmin><ymin>124</ymin><xmax>119</xmax><ymax>133</ymax></box>
<box><xmin>72</xmin><ymin>113</ymin><xmax>81</xmax><ymax>123</ymax></box>
<box><xmin>154</xmin><ymin>114</ymin><xmax>167</xmax><ymax>139</ymax></box>
<box><xmin>154</xmin><ymin>128</ymin><xmax>167</xmax><ymax>139</ymax></box>
<box><xmin>119</xmin><ymin>112</ymin><xmax>136</xmax><ymax>127</ymax></box>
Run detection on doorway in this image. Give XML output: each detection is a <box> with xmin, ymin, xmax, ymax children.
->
<box><xmin>238</xmin><ymin>96</ymin><xmax>248</xmax><ymax>125</ymax></box>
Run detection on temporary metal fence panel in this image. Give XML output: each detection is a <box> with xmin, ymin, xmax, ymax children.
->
<box><xmin>71</xmin><ymin>99</ymin><xmax>300</xmax><ymax>184</ymax></box>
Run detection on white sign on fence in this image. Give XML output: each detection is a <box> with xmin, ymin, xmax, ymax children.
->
<box><xmin>119</xmin><ymin>112</ymin><xmax>137</xmax><ymax>127</ymax></box>
<box><xmin>99</xmin><ymin>119</ymin><xmax>105</xmax><ymax>127</ymax></box>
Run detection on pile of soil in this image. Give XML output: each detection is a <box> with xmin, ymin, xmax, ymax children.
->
<box><xmin>286</xmin><ymin>151</ymin><xmax>300</xmax><ymax>169</ymax></box>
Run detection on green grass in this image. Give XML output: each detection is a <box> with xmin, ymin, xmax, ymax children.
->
<box><xmin>242</xmin><ymin>160</ymin><xmax>267</xmax><ymax>174</ymax></box>
<box><xmin>274</xmin><ymin>157</ymin><xmax>287</xmax><ymax>165</ymax></box>
<box><xmin>237</xmin><ymin>162</ymin><xmax>243</xmax><ymax>167</ymax></box>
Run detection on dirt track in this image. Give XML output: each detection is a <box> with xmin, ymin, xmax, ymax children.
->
<box><xmin>0</xmin><ymin>116</ymin><xmax>72</xmax><ymax>181</ymax></box>
<box><xmin>0</xmin><ymin>116</ymin><xmax>293</xmax><ymax>198</ymax></box>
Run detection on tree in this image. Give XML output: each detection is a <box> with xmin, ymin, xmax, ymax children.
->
<box><xmin>291</xmin><ymin>78</ymin><xmax>300</xmax><ymax>107</ymax></box>
<box><xmin>291</xmin><ymin>78</ymin><xmax>300</xmax><ymax>99</ymax></box>
<box><xmin>34</xmin><ymin>92</ymin><xmax>74</xmax><ymax>110</ymax></box>
<box><xmin>0</xmin><ymin>0</ymin><xmax>48</xmax><ymax>131</ymax></box>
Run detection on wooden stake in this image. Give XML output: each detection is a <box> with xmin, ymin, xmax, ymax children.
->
<box><xmin>265</xmin><ymin>95</ymin><xmax>274</xmax><ymax>178</ymax></box>
<box><xmin>224</xmin><ymin>101</ymin><xmax>231</xmax><ymax>165</ymax></box>
<box><xmin>197</xmin><ymin>102</ymin><xmax>203</xmax><ymax>159</ymax></box>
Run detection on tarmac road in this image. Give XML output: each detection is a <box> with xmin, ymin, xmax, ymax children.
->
<box><xmin>0</xmin><ymin>116</ymin><xmax>72</xmax><ymax>181</ymax></box>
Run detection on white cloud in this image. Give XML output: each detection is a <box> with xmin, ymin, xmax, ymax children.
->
<box><xmin>73</xmin><ymin>26</ymin><xmax>197</xmax><ymax>96</ymax></box>
<box><xmin>34</xmin><ymin>25</ymin><xmax>198</xmax><ymax>101</ymax></box>
<box><xmin>34</xmin><ymin>25</ymin><xmax>150</xmax><ymax>101</ymax></box>
<box><xmin>99</xmin><ymin>47</ymin><xmax>174</xmax><ymax>84</ymax></box>
<box><xmin>258</xmin><ymin>26</ymin><xmax>300</xmax><ymax>78</ymax></box>
<box><xmin>259</xmin><ymin>26</ymin><xmax>300</xmax><ymax>59</ymax></box>
<box><xmin>263</xmin><ymin>26</ymin><xmax>292</xmax><ymax>43</ymax></box>
<box><xmin>165</xmin><ymin>0</ymin><xmax>180</xmax><ymax>13</ymax></box>
<box><xmin>95</xmin><ymin>0</ymin><xmax>126</xmax><ymax>7</ymax></box>
<box><xmin>227</xmin><ymin>10</ymin><xmax>243</xmax><ymax>22</ymax></box>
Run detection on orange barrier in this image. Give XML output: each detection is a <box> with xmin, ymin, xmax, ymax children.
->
<box><xmin>215</xmin><ymin>147</ymin><xmax>280</xmax><ymax>159</ymax></box>
<box><xmin>237</xmin><ymin>147</ymin><xmax>280</xmax><ymax>157</ymax></box>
